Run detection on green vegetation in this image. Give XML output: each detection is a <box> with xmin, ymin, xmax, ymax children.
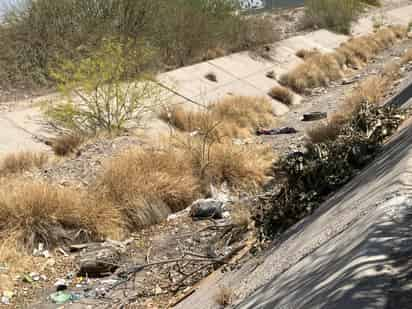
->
<box><xmin>303</xmin><ymin>0</ymin><xmax>381</xmax><ymax>34</ymax></box>
<box><xmin>0</xmin><ymin>0</ymin><xmax>277</xmax><ymax>90</ymax></box>
<box><xmin>45</xmin><ymin>39</ymin><xmax>159</xmax><ymax>134</ymax></box>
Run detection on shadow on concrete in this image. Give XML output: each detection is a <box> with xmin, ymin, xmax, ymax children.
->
<box><xmin>239</xmin><ymin>122</ymin><xmax>412</xmax><ymax>309</ymax></box>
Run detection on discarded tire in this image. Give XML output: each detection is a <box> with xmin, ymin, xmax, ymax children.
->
<box><xmin>302</xmin><ymin>112</ymin><xmax>327</xmax><ymax>121</ymax></box>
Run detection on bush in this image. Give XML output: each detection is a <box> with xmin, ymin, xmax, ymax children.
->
<box><xmin>303</xmin><ymin>0</ymin><xmax>361</xmax><ymax>34</ymax></box>
<box><xmin>0</xmin><ymin>0</ymin><xmax>278</xmax><ymax>88</ymax></box>
<box><xmin>98</xmin><ymin>146</ymin><xmax>200</xmax><ymax>229</ymax></box>
<box><xmin>0</xmin><ymin>152</ymin><xmax>48</xmax><ymax>175</ymax></box>
<box><xmin>51</xmin><ymin>134</ymin><xmax>83</xmax><ymax>156</ymax></box>
<box><xmin>0</xmin><ymin>181</ymin><xmax>122</xmax><ymax>250</ymax></box>
<box><xmin>160</xmin><ymin>96</ymin><xmax>276</xmax><ymax>138</ymax></box>
<box><xmin>268</xmin><ymin>86</ymin><xmax>294</xmax><ymax>105</ymax></box>
<box><xmin>401</xmin><ymin>48</ymin><xmax>412</xmax><ymax>64</ymax></box>
<box><xmin>45</xmin><ymin>39</ymin><xmax>159</xmax><ymax>134</ymax></box>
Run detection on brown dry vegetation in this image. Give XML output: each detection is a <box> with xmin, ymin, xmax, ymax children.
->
<box><xmin>401</xmin><ymin>48</ymin><xmax>412</xmax><ymax>64</ymax></box>
<box><xmin>281</xmin><ymin>26</ymin><xmax>406</xmax><ymax>93</ymax></box>
<box><xmin>382</xmin><ymin>61</ymin><xmax>401</xmax><ymax>80</ymax></box>
<box><xmin>0</xmin><ymin>181</ymin><xmax>123</xmax><ymax>250</ymax></box>
<box><xmin>268</xmin><ymin>86</ymin><xmax>294</xmax><ymax>105</ymax></box>
<box><xmin>51</xmin><ymin>134</ymin><xmax>83</xmax><ymax>156</ymax></box>
<box><xmin>215</xmin><ymin>287</ymin><xmax>233</xmax><ymax>307</ymax></box>
<box><xmin>295</xmin><ymin>48</ymin><xmax>320</xmax><ymax>59</ymax></box>
<box><xmin>160</xmin><ymin>96</ymin><xmax>275</xmax><ymax>138</ymax></box>
<box><xmin>98</xmin><ymin>146</ymin><xmax>200</xmax><ymax>229</ymax></box>
<box><xmin>0</xmin><ymin>152</ymin><xmax>48</xmax><ymax>175</ymax></box>
<box><xmin>308</xmin><ymin>74</ymin><xmax>391</xmax><ymax>144</ymax></box>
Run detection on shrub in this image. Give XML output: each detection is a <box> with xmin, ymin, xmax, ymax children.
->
<box><xmin>215</xmin><ymin>287</ymin><xmax>233</xmax><ymax>307</ymax></box>
<box><xmin>268</xmin><ymin>86</ymin><xmax>294</xmax><ymax>105</ymax></box>
<box><xmin>295</xmin><ymin>49</ymin><xmax>320</xmax><ymax>59</ymax></box>
<box><xmin>45</xmin><ymin>39</ymin><xmax>159</xmax><ymax>134</ymax></box>
<box><xmin>205</xmin><ymin>72</ymin><xmax>218</xmax><ymax>82</ymax></box>
<box><xmin>382</xmin><ymin>61</ymin><xmax>401</xmax><ymax>80</ymax></box>
<box><xmin>51</xmin><ymin>134</ymin><xmax>83</xmax><ymax>156</ymax></box>
<box><xmin>281</xmin><ymin>26</ymin><xmax>404</xmax><ymax>93</ymax></box>
<box><xmin>0</xmin><ymin>181</ymin><xmax>122</xmax><ymax>250</ymax></box>
<box><xmin>302</xmin><ymin>0</ymin><xmax>361</xmax><ymax>34</ymax></box>
<box><xmin>0</xmin><ymin>152</ymin><xmax>48</xmax><ymax>175</ymax></box>
<box><xmin>98</xmin><ymin>146</ymin><xmax>200</xmax><ymax>229</ymax></box>
<box><xmin>307</xmin><ymin>114</ymin><xmax>348</xmax><ymax>143</ymax></box>
<box><xmin>0</xmin><ymin>0</ymin><xmax>279</xmax><ymax>88</ymax></box>
<box><xmin>401</xmin><ymin>48</ymin><xmax>412</xmax><ymax>64</ymax></box>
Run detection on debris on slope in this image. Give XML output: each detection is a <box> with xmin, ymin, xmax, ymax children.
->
<box><xmin>255</xmin><ymin>102</ymin><xmax>409</xmax><ymax>239</ymax></box>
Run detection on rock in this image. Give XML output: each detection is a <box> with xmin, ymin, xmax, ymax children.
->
<box><xmin>189</xmin><ymin>199</ymin><xmax>223</xmax><ymax>219</ymax></box>
<box><xmin>78</xmin><ymin>242</ymin><xmax>123</xmax><ymax>276</ymax></box>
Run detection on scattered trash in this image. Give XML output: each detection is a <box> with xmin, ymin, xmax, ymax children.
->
<box><xmin>49</xmin><ymin>291</ymin><xmax>73</xmax><ymax>304</ymax></box>
<box><xmin>256</xmin><ymin>127</ymin><xmax>298</xmax><ymax>135</ymax></box>
<box><xmin>302</xmin><ymin>112</ymin><xmax>327</xmax><ymax>121</ymax></box>
<box><xmin>54</xmin><ymin>279</ymin><xmax>70</xmax><ymax>291</ymax></box>
<box><xmin>58</xmin><ymin>248</ymin><xmax>69</xmax><ymax>257</ymax></box>
<box><xmin>33</xmin><ymin>243</ymin><xmax>51</xmax><ymax>258</ymax></box>
<box><xmin>155</xmin><ymin>284</ymin><xmax>163</xmax><ymax>295</ymax></box>
<box><xmin>1</xmin><ymin>296</ymin><xmax>10</xmax><ymax>305</ymax></box>
<box><xmin>190</xmin><ymin>198</ymin><xmax>223</xmax><ymax>219</ymax></box>
<box><xmin>1</xmin><ymin>291</ymin><xmax>13</xmax><ymax>305</ymax></box>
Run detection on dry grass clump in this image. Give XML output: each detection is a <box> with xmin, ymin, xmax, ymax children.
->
<box><xmin>160</xmin><ymin>96</ymin><xmax>275</xmax><ymax>138</ymax></box>
<box><xmin>98</xmin><ymin>146</ymin><xmax>200</xmax><ymax>229</ymax></box>
<box><xmin>214</xmin><ymin>287</ymin><xmax>233</xmax><ymax>307</ymax></box>
<box><xmin>295</xmin><ymin>48</ymin><xmax>320</xmax><ymax>59</ymax></box>
<box><xmin>401</xmin><ymin>48</ymin><xmax>412</xmax><ymax>64</ymax></box>
<box><xmin>195</xmin><ymin>141</ymin><xmax>274</xmax><ymax>191</ymax></box>
<box><xmin>280</xmin><ymin>53</ymin><xmax>342</xmax><ymax>93</ymax></box>
<box><xmin>268</xmin><ymin>86</ymin><xmax>294</xmax><ymax>105</ymax></box>
<box><xmin>383</xmin><ymin>61</ymin><xmax>401</xmax><ymax>80</ymax></box>
<box><xmin>345</xmin><ymin>75</ymin><xmax>390</xmax><ymax>111</ymax></box>
<box><xmin>0</xmin><ymin>181</ymin><xmax>122</xmax><ymax>250</ymax></box>
<box><xmin>0</xmin><ymin>152</ymin><xmax>48</xmax><ymax>175</ymax></box>
<box><xmin>307</xmin><ymin>114</ymin><xmax>348</xmax><ymax>143</ymax></box>
<box><xmin>51</xmin><ymin>134</ymin><xmax>83</xmax><ymax>156</ymax></box>
<box><xmin>281</xmin><ymin>26</ymin><xmax>406</xmax><ymax>93</ymax></box>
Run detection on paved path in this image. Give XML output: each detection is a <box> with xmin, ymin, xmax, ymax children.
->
<box><xmin>0</xmin><ymin>5</ymin><xmax>411</xmax><ymax>157</ymax></box>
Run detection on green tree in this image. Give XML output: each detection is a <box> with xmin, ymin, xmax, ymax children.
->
<box><xmin>45</xmin><ymin>39</ymin><xmax>160</xmax><ymax>134</ymax></box>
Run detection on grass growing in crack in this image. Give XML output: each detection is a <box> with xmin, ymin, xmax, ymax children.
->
<box><xmin>268</xmin><ymin>86</ymin><xmax>294</xmax><ymax>105</ymax></box>
<box><xmin>281</xmin><ymin>26</ymin><xmax>406</xmax><ymax>93</ymax></box>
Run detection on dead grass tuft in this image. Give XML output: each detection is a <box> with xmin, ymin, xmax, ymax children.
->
<box><xmin>295</xmin><ymin>48</ymin><xmax>320</xmax><ymax>59</ymax></box>
<box><xmin>160</xmin><ymin>96</ymin><xmax>275</xmax><ymax>138</ymax></box>
<box><xmin>98</xmin><ymin>146</ymin><xmax>200</xmax><ymax>229</ymax></box>
<box><xmin>51</xmin><ymin>134</ymin><xmax>83</xmax><ymax>156</ymax></box>
<box><xmin>0</xmin><ymin>181</ymin><xmax>123</xmax><ymax>250</ymax></box>
<box><xmin>345</xmin><ymin>75</ymin><xmax>390</xmax><ymax>111</ymax></box>
<box><xmin>205</xmin><ymin>72</ymin><xmax>218</xmax><ymax>82</ymax></box>
<box><xmin>268</xmin><ymin>86</ymin><xmax>294</xmax><ymax>105</ymax></box>
<box><xmin>401</xmin><ymin>48</ymin><xmax>412</xmax><ymax>64</ymax></box>
<box><xmin>0</xmin><ymin>152</ymin><xmax>48</xmax><ymax>175</ymax></box>
<box><xmin>281</xmin><ymin>26</ymin><xmax>405</xmax><ymax>93</ymax></box>
<box><xmin>307</xmin><ymin>114</ymin><xmax>348</xmax><ymax>143</ymax></box>
<box><xmin>215</xmin><ymin>287</ymin><xmax>233</xmax><ymax>307</ymax></box>
<box><xmin>382</xmin><ymin>61</ymin><xmax>401</xmax><ymax>80</ymax></box>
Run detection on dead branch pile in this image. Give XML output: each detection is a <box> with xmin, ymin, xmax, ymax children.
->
<box><xmin>255</xmin><ymin>102</ymin><xmax>409</xmax><ymax>238</ymax></box>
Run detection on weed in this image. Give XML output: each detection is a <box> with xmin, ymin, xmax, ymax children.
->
<box><xmin>51</xmin><ymin>134</ymin><xmax>83</xmax><ymax>156</ymax></box>
<box><xmin>0</xmin><ymin>152</ymin><xmax>48</xmax><ymax>175</ymax></box>
<box><xmin>268</xmin><ymin>86</ymin><xmax>294</xmax><ymax>105</ymax></box>
<box><xmin>215</xmin><ymin>287</ymin><xmax>233</xmax><ymax>307</ymax></box>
